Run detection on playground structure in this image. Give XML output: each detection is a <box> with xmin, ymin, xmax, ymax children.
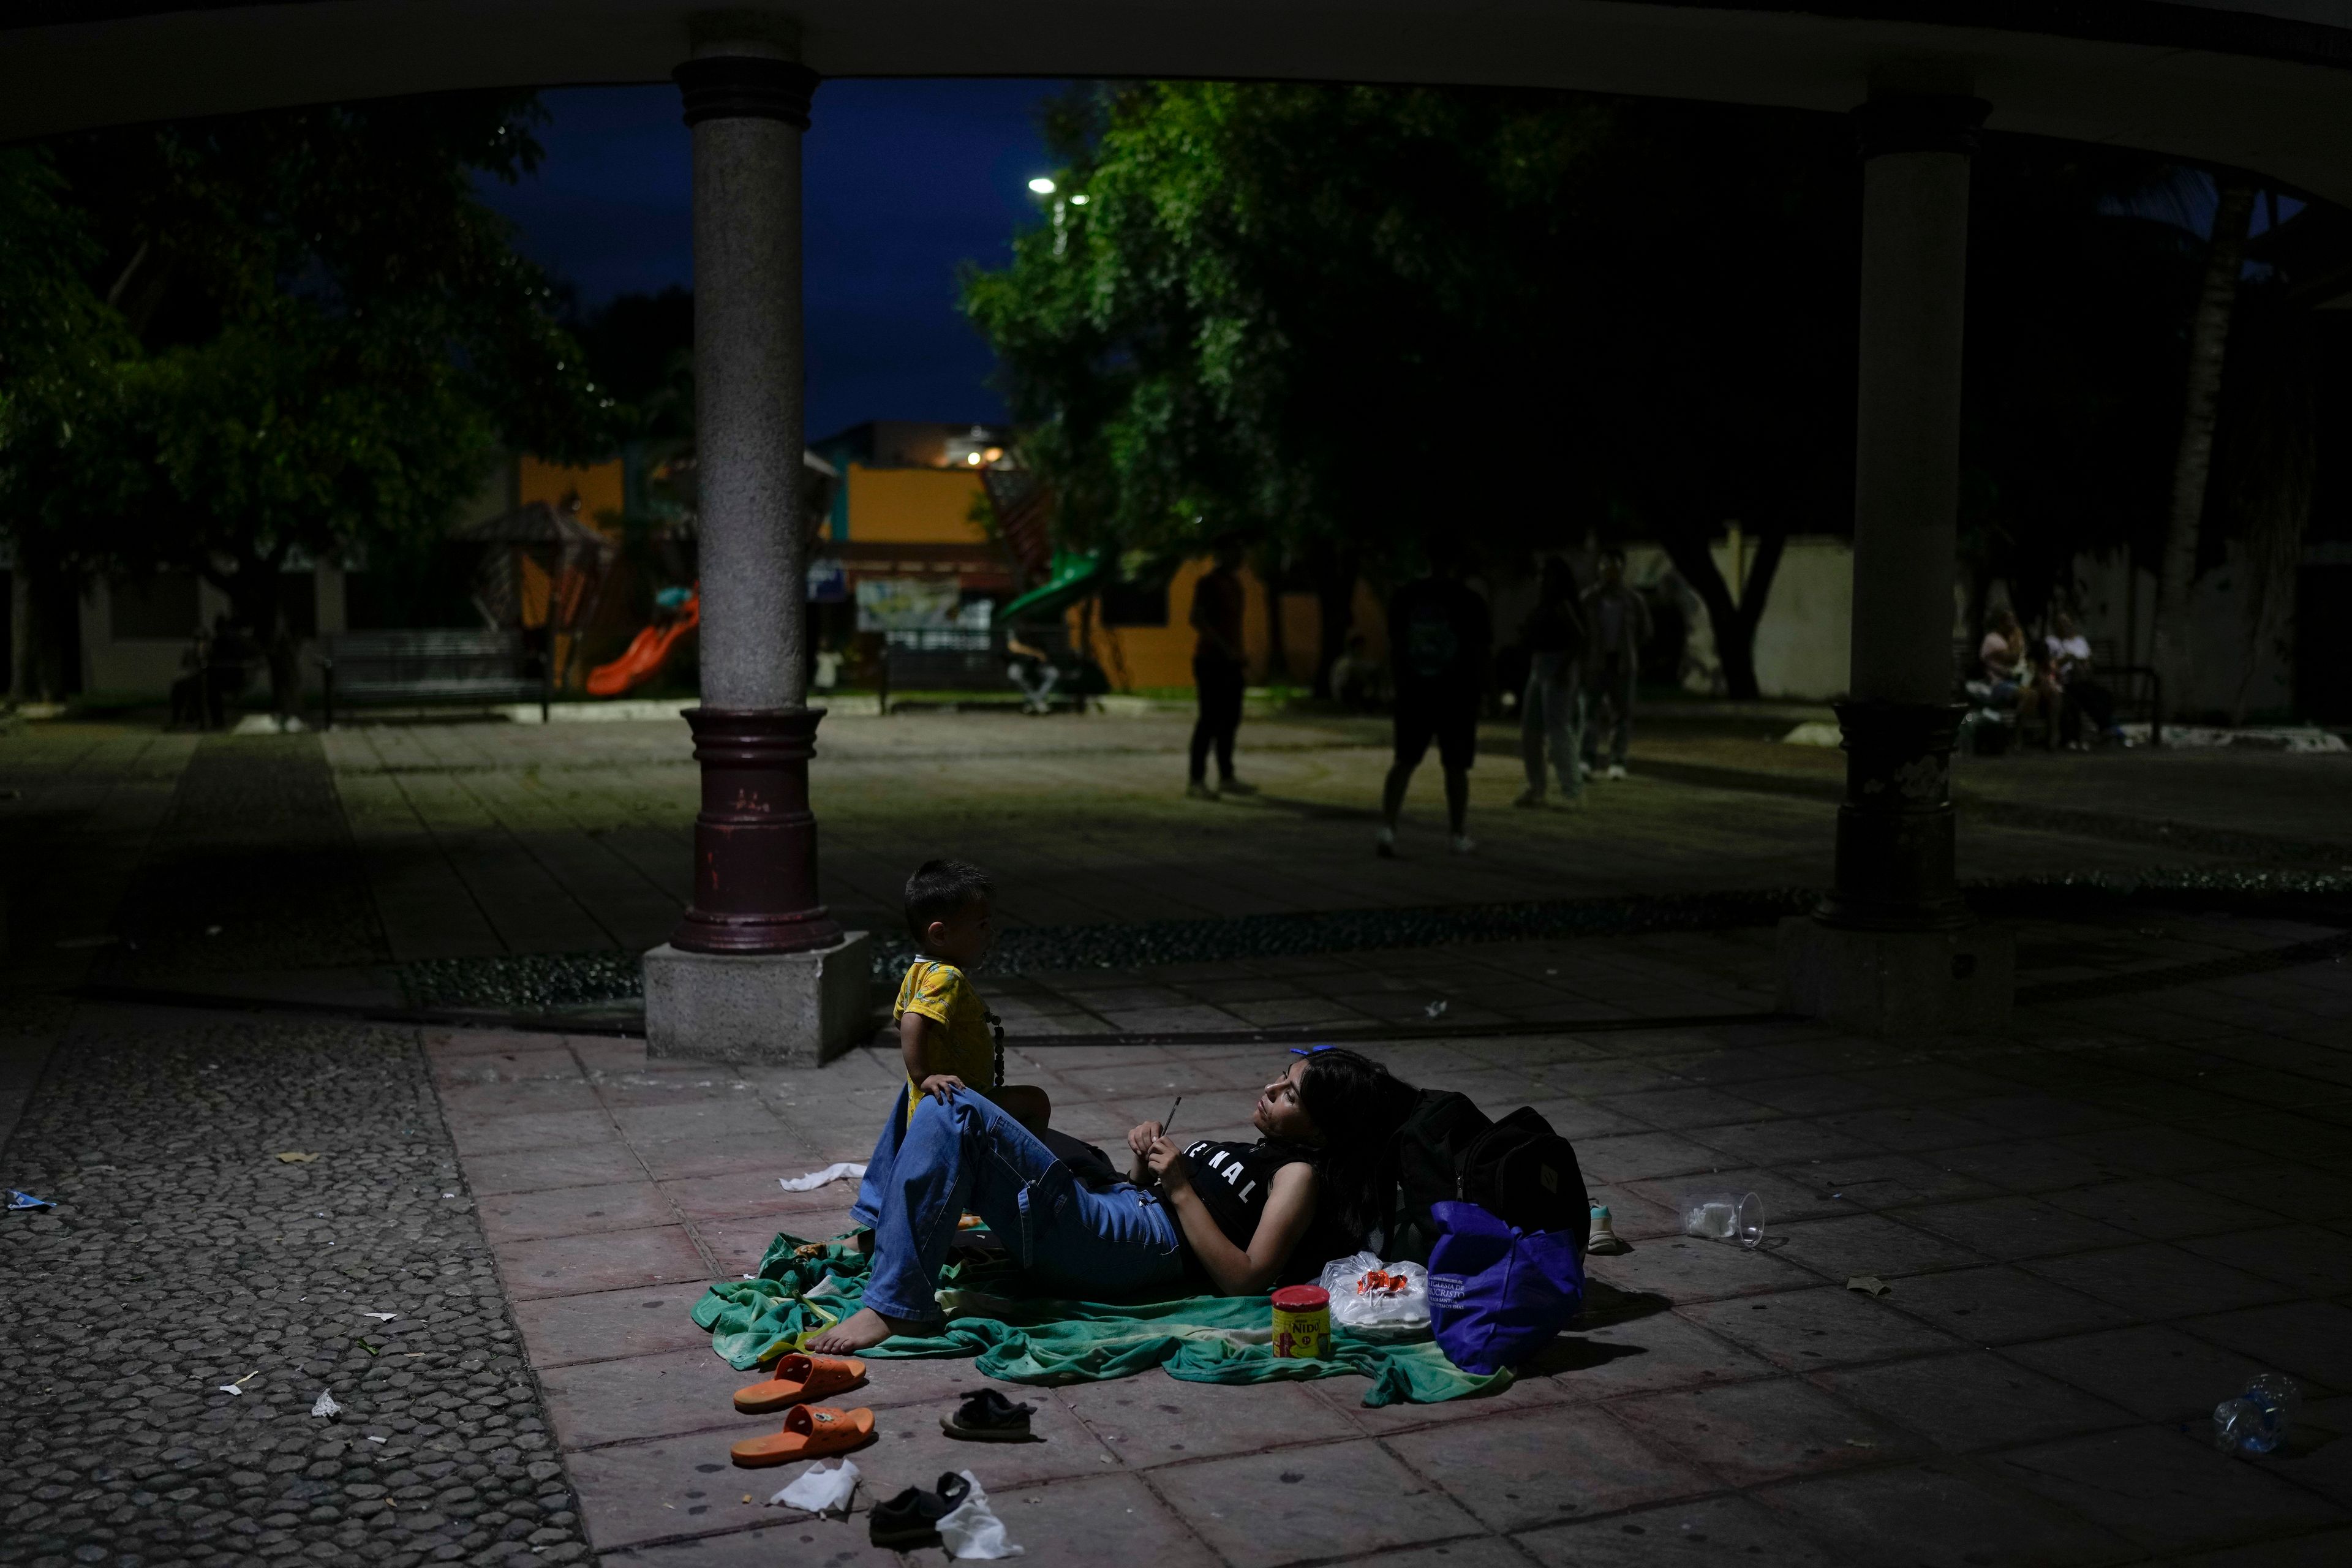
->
<box><xmin>587</xmin><ymin>589</ymin><xmax>701</xmax><ymax>696</ymax></box>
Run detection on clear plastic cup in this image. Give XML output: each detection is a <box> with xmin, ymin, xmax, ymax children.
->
<box><xmin>1681</xmin><ymin>1190</ymin><xmax>1765</xmax><ymax>1249</ymax></box>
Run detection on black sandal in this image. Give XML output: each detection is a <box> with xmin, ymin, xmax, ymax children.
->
<box><xmin>868</xmin><ymin>1471</ymin><xmax>971</xmax><ymax>1548</ymax></box>
<box><xmin>940</xmin><ymin>1387</ymin><xmax>1039</xmax><ymax>1442</ymax></box>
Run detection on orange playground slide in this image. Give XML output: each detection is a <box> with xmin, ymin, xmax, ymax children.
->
<box><xmin>586</xmin><ymin>593</ymin><xmax>699</xmax><ymax>696</ymax></box>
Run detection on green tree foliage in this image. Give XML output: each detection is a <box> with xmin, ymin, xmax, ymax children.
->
<box><xmin>1</xmin><ymin>93</ymin><xmax>614</xmax><ymax>707</ymax></box>
<box><xmin>962</xmin><ymin>83</ymin><xmax>1861</xmax><ymax>696</ymax></box>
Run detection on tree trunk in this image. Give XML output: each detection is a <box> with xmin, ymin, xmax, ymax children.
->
<box><xmin>2150</xmin><ymin>178</ymin><xmax>2257</xmax><ymax>731</ymax></box>
<box><xmin>1657</xmin><ymin>524</ymin><xmax>1784</xmax><ymax>701</ymax></box>
<box><xmin>1309</xmin><ymin>545</ymin><xmax>1358</xmax><ymax>698</ymax></box>
<box><xmin>1258</xmin><ymin>546</ymin><xmax>1289</xmax><ymax>685</ymax></box>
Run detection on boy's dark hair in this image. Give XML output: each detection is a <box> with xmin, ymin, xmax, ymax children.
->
<box><xmin>905</xmin><ymin>859</ymin><xmax>992</xmax><ymax>942</ymax></box>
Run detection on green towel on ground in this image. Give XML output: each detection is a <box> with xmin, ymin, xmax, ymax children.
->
<box><xmin>690</xmin><ymin>1231</ymin><xmax>1511</xmax><ymax>1408</ymax></box>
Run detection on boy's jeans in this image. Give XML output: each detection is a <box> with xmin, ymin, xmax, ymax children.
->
<box><xmin>852</xmin><ymin>1087</ymin><xmax>1185</xmax><ymax>1321</ymax></box>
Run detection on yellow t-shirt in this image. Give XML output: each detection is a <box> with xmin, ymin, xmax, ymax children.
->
<box><xmin>894</xmin><ymin>958</ymin><xmax>997</xmax><ymax>1120</ymax></box>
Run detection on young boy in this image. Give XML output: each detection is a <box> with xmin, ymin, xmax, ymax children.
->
<box><xmin>891</xmin><ymin>859</ymin><xmax>1051</xmax><ymax>1133</ymax></box>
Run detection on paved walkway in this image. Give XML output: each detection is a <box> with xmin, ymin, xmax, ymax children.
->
<box><xmin>4</xmin><ymin>710</ymin><xmax>2350</xmax><ymax>1566</ymax></box>
<box><xmin>437</xmin><ymin>911</ymin><xmax>2352</xmax><ymax>1566</ymax></box>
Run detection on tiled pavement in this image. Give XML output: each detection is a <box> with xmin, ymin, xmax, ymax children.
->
<box><xmin>436</xmin><ymin>916</ymin><xmax>2352</xmax><ymax>1567</ymax></box>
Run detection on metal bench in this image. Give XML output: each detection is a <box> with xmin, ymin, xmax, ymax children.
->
<box><xmin>876</xmin><ymin>643</ymin><xmax>1011</xmax><ymax>714</ymax></box>
<box><xmin>318</xmin><ymin>629</ymin><xmax>551</xmax><ymax>729</ymax></box>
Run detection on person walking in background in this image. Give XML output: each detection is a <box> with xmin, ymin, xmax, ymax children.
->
<box><xmin>1515</xmin><ymin>556</ymin><xmax>1586</xmax><ymax>808</ymax></box>
<box><xmin>1581</xmin><ymin>548</ymin><xmax>1651</xmax><ymax>781</ymax></box>
<box><xmin>1187</xmin><ymin>539</ymin><xmax>1252</xmax><ymax>798</ymax></box>
<box><xmin>1378</xmin><ymin>545</ymin><xmax>1491</xmax><ymax>857</ymax></box>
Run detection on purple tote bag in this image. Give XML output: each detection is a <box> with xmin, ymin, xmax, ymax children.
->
<box><xmin>1425</xmin><ymin>1199</ymin><xmax>1586</xmax><ymax>1374</ymax></box>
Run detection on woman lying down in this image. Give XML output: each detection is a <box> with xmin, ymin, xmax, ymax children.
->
<box><xmin>809</xmin><ymin>1047</ymin><xmax>1419</xmax><ymax>1353</ymax></box>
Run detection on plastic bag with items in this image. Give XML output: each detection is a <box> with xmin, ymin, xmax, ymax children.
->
<box><xmin>1318</xmin><ymin>1251</ymin><xmax>1431</xmax><ymax>1339</ymax></box>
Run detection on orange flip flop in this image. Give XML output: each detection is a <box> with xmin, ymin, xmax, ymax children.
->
<box><xmin>733</xmin><ymin>1352</ymin><xmax>867</xmax><ymax>1414</ymax></box>
<box><xmin>729</xmin><ymin>1404</ymin><xmax>875</xmax><ymax>1468</ymax></box>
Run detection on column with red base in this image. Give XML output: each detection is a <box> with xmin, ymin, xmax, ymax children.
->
<box><xmin>643</xmin><ymin>27</ymin><xmax>870</xmax><ymax>1062</ymax></box>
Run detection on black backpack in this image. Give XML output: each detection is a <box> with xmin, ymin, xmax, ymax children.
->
<box><xmin>1386</xmin><ymin>1090</ymin><xmax>1588</xmax><ymax>1264</ymax></box>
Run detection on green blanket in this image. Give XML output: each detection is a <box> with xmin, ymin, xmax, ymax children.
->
<box><xmin>689</xmin><ymin>1232</ymin><xmax>1510</xmax><ymax>1408</ymax></box>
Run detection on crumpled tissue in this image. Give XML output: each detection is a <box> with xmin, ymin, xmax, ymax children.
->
<box><xmin>769</xmin><ymin>1458</ymin><xmax>859</xmax><ymax>1516</ymax></box>
<box><xmin>311</xmin><ymin>1391</ymin><xmax>341</xmax><ymax>1417</ymax></box>
<box><xmin>780</xmin><ymin>1163</ymin><xmax>866</xmax><ymax>1193</ymax></box>
<box><xmin>937</xmin><ymin>1469</ymin><xmax>1023</xmax><ymax>1559</ymax></box>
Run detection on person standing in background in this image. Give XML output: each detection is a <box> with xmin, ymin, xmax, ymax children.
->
<box><xmin>1378</xmin><ymin>546</ymin><xmax>1491</xmax><ymax>857</ymax></box>
<box><xmin>1581</xmin><ymin>548</ymin><xmax>1651</xmax><ymax>781</ymax></box>
<box><xmin>1187</xmin><ymin>539</ymin><xmax>1253</xmax><ymax>798</ymax></box>
<box><xmin>1516</xmin><ymin>556</ymin><xmax>1586</xmax><ymax>808</ymax></box>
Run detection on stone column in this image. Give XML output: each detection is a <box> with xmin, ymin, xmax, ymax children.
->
<box><xmin>642</xmin><ymin>30</ymin><xmax>869</xmax><ymax>1063</ymax></box>
<box><xmin>1779</xmin><ymin>92</ymin><xmax>2013</xmax><ymax>1036</ymax></box>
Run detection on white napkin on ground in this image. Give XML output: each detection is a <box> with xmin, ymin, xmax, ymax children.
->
<box><xmin>770</xmin><ymin>1458</ymin><xmax>859</xmax><ymax>1515</ymax></box>
<box><xmin>938</xmin><ymin>1470</ymin><xmax>1023</xmax><ymax>1559</ymax></box>
<box><xmin>780</xmin><ymin>1163</ymin><xmax>866</xmax><ymax>1193</ymax></box>
<box><xmin>311</xmin><ymin>1391</ymin><xmax>341</xmax><ymax>1417</ymax></box>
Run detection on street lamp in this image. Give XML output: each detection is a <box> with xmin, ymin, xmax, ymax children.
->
<box><xmin>1027</xmin><ymin>176</ymin><xmax>1055</xmax><ymax>194</ymax></box>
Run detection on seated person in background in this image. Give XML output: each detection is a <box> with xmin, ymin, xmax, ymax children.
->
<box><xmin>2046</xmin><ymin>611</ymin><xmax>2120</xmax><ymax>747</ymax></box>
<box><xmin>1980</xmin><ymin>607</ymin><xmax>2057</xmax><ymax>745</ymax></box>
<box><xmin>1004</xmin><ymin>625</ymin><xmax>1061</xmax><ymax>714</ymax></box>
<box><xmin>1329</xmin><ymin>631</ymin><xmax>1384</xmax><ymax>709</ymax></box>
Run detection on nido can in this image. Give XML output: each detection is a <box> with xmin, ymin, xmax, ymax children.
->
<box><xmin>1270</xmin><ymin>1284</ymin><xmax>1330</xmax><ymax>1359</ymax></box>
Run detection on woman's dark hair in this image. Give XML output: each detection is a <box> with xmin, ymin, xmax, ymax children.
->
<box><xmin>904</xmin><ymin>859</ymin><xmax>992</xmax><ymax>941</ymax></box>
<box><xmin>1289</xmin><ymin>1047</ymin><xmax>1420</xmax><ymax>1247</ymax></box>
<box><xmin>1539</xmin><ymin>555</ymin><xmax>1580</xmax><ymax>606</ymax></box>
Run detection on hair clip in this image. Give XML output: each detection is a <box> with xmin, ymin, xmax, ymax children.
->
<box><xmin>1287</xmin><ymin>1044</ymin><xmax>1335</xmax><ymax>1056</ymax></box>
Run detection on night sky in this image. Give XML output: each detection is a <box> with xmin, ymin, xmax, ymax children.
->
<box><xmin>477</xmin><ymin>80</ymin><xmax>1061</xmax><ymax>440</ymax></box>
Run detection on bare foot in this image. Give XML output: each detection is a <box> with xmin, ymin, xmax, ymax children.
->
<box><xmin>807</xmin><ymin>1307</ymin><xmax>938</xmax><ymax>1354</ymax></box>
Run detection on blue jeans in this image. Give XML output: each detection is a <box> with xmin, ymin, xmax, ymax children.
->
<box><xmin>1521</xmin><ymin>652</ymin><xmax>1584</xmax><ymax>799</ymax></box>
<box><xmin>850</xmin><ymin>1087</ymin><xmax>1186</xmax><ymax>1320</ymax></box>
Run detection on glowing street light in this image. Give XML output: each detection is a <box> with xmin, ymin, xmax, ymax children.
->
<box><xmin>1027</xmin><ymin>176</ymin><xmax>1056</xmax><ymax>194</ymax></box>
<box><xmin>1068</xmin><ymin>193</ymin><xmax>1090</xmax><ymax>206</ymax></box>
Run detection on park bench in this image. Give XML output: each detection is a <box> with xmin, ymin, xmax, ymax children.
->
<box><xmin>318</xmin><ymin>628</ymin><xmax>551</xmax><ymax>729</ymax></box>
<box><xmin>1951</xmin><ymin>633</ymin><xmax>2163</xmax><ymax>748</ymax></box>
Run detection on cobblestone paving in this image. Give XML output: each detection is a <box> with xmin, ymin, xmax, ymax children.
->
<box><xmin>0</xmin><ymin>1007</ymin><xmax>590</xmax><ymax>1568</ymax></box>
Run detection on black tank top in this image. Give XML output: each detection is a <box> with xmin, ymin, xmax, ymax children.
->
<box><xmin>1181</xmin><ymin>1139</ymin><xmax>1346</xmax><ymax>1286</ymax></box>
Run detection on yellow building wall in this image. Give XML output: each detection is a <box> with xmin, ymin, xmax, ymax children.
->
<box><xmin>1071</xmin><ymin>562</ymin><xmax>1384</xmax><ymax>692</ymax></box>
<box><xmin>518</xmin><ymin>455</ymin><xmax>625</xmax><ymax>527</ymax></box>
<box><xmin>846</xmin><ymin>463</ymin><xmax>990</xmax><ymax>543</ymax></box>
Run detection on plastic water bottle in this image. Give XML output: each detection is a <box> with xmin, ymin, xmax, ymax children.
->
<box><xmin>2212</xmin><ymin>1373</ymin><xmax>2301</xmax><ymax>1455</ymax></box>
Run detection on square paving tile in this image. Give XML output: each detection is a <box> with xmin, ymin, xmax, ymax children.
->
<box><xmin>2022</xmin><ymin>1241</ymin><xmax>2290</xmax><ymax>1321</ymax></box>
<box><xmin>437</xmin><ymin>1076</ymin><xmax>605</xmax><ymax>1119</ymax></box>
<box><xmin>514</xmin><ymin>1282</ymin><xmax>722</xmax><ymax>1369</ymax></box>
<box><xmin>1150</xmin><ymin>1438</ymin><xmax>1483</xmax><ymax>1568</ymax></box>
<box><xmin>1609</xmin><ymin>1376</ymin><xmax>1919</xmax><ymax>1487</ymax></box>
<box><xmin>2181</xmin><ymin>1224</ymin><xmax>2352</xmax><ymax>1298</ymax></box>
<box><xmin>1583</xmin><ymin>1235</ymin><xmax>1814</xmax><ymax>1303</ymax></box>
<box><xmin>461</xmin><ymin>1138</ymin><xmax>646</xmax><ymax>1196</ymax></box>
<box><xmin>2003</xmin><ymin>1324</ymin><xmax>2274</xmax><ymax>1422</ymax></box>
<box><xmin>1874</xmin><ymin>1263</ymin><xmax>2135</xmax><ymax>1346</ymax></box>
<box><xmin>498</xmin><ymin>1224</ymin><xmax>713</xmax><ymax>1302</ymax></box>
<box><xmin>1760</xmin><ymin>1460</ymin><xmax>2136</xmax><ymax>1568</ymax></box>
<box><xmin>2043</xmin><ymin>1175</ymin><xmax>2262</xmax><ymax>1240</ymax></box>
<box><xmin>1060</xmin><ymin>1374</ymin><xmax>1360</xmax><ymax>1467</ymax></box>
<box><xmin>851</xmin><ymin>1395</ymin><xmax>1122</xmax><ymax>1498</ymax></box>
<box><xmin>1572</xmin><ymin>1132</ymin><xmax>1733</xmax><ymax>1185</ymax></box>
<box><xmin>1811</xmin><ymin>1351</ymin><xmax>2130</xmax><ymax>1450</ymax></box>
<box><xmin>1681</xmin><ymin>1286</ymin><xmax>1966</xmax><ymax>1370</ymax></box>
<box><xmin>607</xmin><ymin>1517</ymin><xmax>902</xmax><ymax>1568</ymax></box>
<box><xmin>1901</xmin><ymin>1194</ymin><xmax>2144</xmax><ymax>1262</ymax></box>
<box><xmin>2180</xmin><ymin>1300</ymin><xmax>2352</xmax><ymax>1392</ymax></box>
<box><xmin>1994</xmin><ymin>1427</ymin><xmax>2347</xmax><ymax>1551</ymax></box>
<box><xmin>564</xmin><ymin>1433</ymin><xmax>802</xmax><ymax>1551</ymax></box>
<box><xmin>655</xmin><ymin>1166</ymin><xmax>860</xmax><ymax>1223</ymax></box>
<box><xmin>1767</xmin><ymin>1213</ymin><xmax>1989</xmax><ymax>1282</ymax></box>
<box><xmin>1515</xmin><ymin>1493</ymin><xmax>1842</xmax><ymax>1567</ymax></box>
<box><xmin>479</xmin><ymin>1180</ymin><xmax>671</xmax><ymax>1243</ymax></box>
<box><xmin>1537</xmin><ymin>1307</ymin><xmax>1777</xmax><ymax>1399</ymax></box>
<box><xmin>1686</xmin><ymin>1115</ymin><xmax>1882</xmax><ymax>1167</ymax></box>
<box><xmin>983</xmin><ymin>1472</ymin><xmax>1224</xmax><ymax>1568</ymax></box>
<box><xmin>447</xmin><ymin>1107</ymin><xmax>621</xmax><ymax>1157</ymax></box>
<box><xmin>539</xmin><ymin>1344</ymin><xmax>747</xmax><ymax>1449</ymax></box>
<box><xmin>1384</xmin><ymin>1404</ymin><xmax>1713</xmax><ymax>1533</ymax></box>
